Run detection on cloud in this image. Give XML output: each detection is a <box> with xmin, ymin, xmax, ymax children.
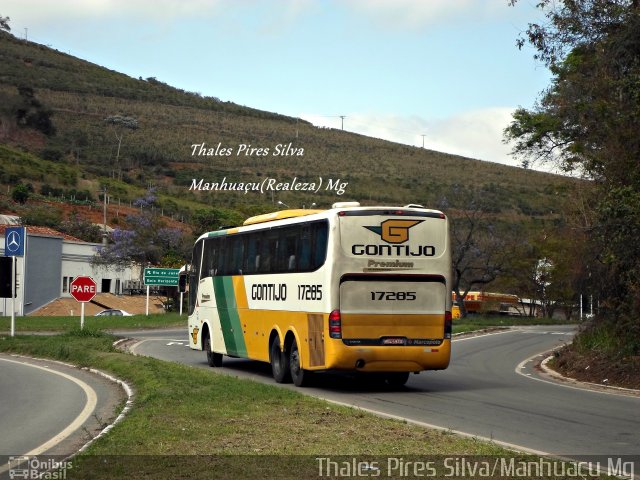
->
<box><xmin>3</xmin><ymin>0</ymin><xmax>226</xmax><ymax>25</ymax></box>
<box><xmin>301</xmin><ymin>107</ymin><xmax>526</xmax><ymax>168</ymax></box>
<box><xmin>342</xmin><ymin>0</ymin><xmax>510</xmax><ymax>30</ymax></box>
<box><xmin>3</xmin><ymin>0</ymin><xmax>319</xmax><ymax>27</ymax></box>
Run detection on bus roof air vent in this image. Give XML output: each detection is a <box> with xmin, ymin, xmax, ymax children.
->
<box><xmin>332</xmin><ymin>201</ymin><xmax>360</xmax><ymax>209</ymax></box>
<box><xmin>403</xmin><ymin>204</ymin><xmax>425</xmax><ymax>209</ymax></box>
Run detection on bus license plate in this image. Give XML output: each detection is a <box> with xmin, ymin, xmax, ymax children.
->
<box><xmin>382</xmin><ymin>337</ymin><xmax>406</xmax><ymax>345</ymax></box>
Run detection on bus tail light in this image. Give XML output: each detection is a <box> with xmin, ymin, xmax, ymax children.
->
<box><xmin>329</xmin><ymin>309</ymin><xmax>342</xmax><ymax>339</ymax></box>
<box><xmin>444</xmin><ymin>311</ymin><xmax>452</xmax><ymax>339</ymax></box>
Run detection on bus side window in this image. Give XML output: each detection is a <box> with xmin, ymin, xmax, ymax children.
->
<box><xmin>259</xmin><ymin>233</ymin><xmax>277</xmax><ymax>273</ymax></box>
<box><xmin>287</xmin><ymin>234</ymin><xmax>298</xmax><ymax>271</ymax></box>
<box><xmin>220</xmin><ymin>236</ymin><xmax>243</xmax><ymax>276</ymax></box>
<box><xmin>201</xmin><ymin>238</ymin><xmax>219</xmax><ymax>278</ymax></box>
<box><xmin>232</xmin><ymin>237</ymin><xmax>245</xmax><ymax>275</ymax></box>
<box><xmin>245</xmin><ymin>234</ymin><xmax>259</xmax><ymax>274</ymax></box>
<box><xmin>312</xmin><ymin>222</ymin><xmax>329</xmax><ymax>269</ymax></box>
<box><xmin>298</xmin><ymin>226</ymin><xmax>312</xmax><ymax>271</ymax></box>
<box><xmin>189</xmin><ymin>240</ymin><xmax>203</xmax><ymax>315</ymax></box>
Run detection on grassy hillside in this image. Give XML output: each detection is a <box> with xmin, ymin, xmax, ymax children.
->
<box><xmin>0</xmin><ymin>30</ymin><xmax>575</xmax><ymax>224</ymax></box>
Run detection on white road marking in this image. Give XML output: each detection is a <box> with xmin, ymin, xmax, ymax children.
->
<box><xmin>0</xmin><ymin>357</ymin><xmax>98</xmax><ymax>475</ymax></box>
<box><xmin>453</xmin><ymin>329</ymin><xmax>515</xmax><ymax>342</ymax></box>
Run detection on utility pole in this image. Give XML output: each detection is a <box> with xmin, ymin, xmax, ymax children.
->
<box><xmin>421</xmin><ymin>134</ymin><xmax>426</xmax><ymax>148</ymax></box>
<box><xmin>340</xmin><ymin>116</ymin><xmax>346</xmax><ymax>130</ymax></box>
<box><xmin>102</xmin><ymin>187</ymin><xmax>108</xmax><ymax>246</ymax></box>
<box><xmin>24</xmin><ymin>28</ymin><xmax>28</xmax><ymax>41</ymax></box>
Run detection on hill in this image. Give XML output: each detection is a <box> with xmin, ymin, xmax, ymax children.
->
<box><xmin>0</xmin><ymin>30</ymin><xmax>575</xmax><ymax>229</ymax></box>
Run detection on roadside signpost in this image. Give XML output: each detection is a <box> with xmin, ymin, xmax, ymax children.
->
<box><xmin>144</xmin><ymin>268</ymin><xmax>180</xmax><ymax>286</ymax></box>
<box><xmin>4</xmin><ymin>226</ymin><xmax>26</xmax><ymax>337</ymax></box>
<box><xmin>70</xmin><ymin>276</ymin><xmax>97</xmax><ymax>329</ymax></box>
<box><xmin>143</xmin><ymin>268</ymin><xmax>179</xmax><ymax>316</ymax></box>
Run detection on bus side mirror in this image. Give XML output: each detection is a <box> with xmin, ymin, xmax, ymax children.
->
<box><xmin>178</xmin><ymin>273</ymin><xmax>187</xmax><ymax>293</ymax></box>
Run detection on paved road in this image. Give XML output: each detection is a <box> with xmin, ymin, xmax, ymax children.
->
<box><xmin>0</xmin><ymin>354</ymin><xmax>125</xmax><ymax>477</ymax></box>
<box><xmin>124</xmin><ymin>325</ymin><xmax>640</xmax><ymax>463</ymax></box>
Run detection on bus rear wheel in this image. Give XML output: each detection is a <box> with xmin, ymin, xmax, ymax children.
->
<box><xmin>289</xmin><ymin>340</ymin><xmax>311</xmax><ymax>387</ymax></box>
<box><xmin>204</xmin><ymin>332</ymin><xmax>223</xmax><ymax>367</ymax></box>
<box><xmin>270</xmin><ymin>335</ymin><xmax>291</xmax><ymax>383</ymax></box>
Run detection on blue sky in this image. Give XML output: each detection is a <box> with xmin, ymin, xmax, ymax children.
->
<box><xmin>3</xmin><ymin>0</ymin><xmax>552</xmax><ymax>169</ymax></box>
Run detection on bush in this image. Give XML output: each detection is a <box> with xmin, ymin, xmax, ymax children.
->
<box><xmin>40</xmin><ymin>147</ymin><xmax>64</xmax><ymax>162</ymax></box>
<box><xmin>11</xmin><ymin>184</ymin><xmax>29</xmax><ymax>204</ymax></box>
<box><xmin>20</xmin><ymin>205</ymin><xmax>63</xmax><ymax>227</ymax></box>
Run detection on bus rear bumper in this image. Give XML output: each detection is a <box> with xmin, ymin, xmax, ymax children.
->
<box><xmin>323</xmin><ymin>340</ymin><xmax>451</xmax><ymax>372</ymax></box>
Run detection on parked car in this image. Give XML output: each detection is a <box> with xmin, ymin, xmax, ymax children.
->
<box><xmin>95</xmin><ymin>309</ymin><xmax>133</xmax><ymax>317</ymax></box>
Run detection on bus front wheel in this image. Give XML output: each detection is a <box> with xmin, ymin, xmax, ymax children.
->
<box><xmin>204</xmin><ymin>332</ymin><xmax>223</xmax><ymax>367</ymax></box>
<box><xmin>289</xmin><ymin>340</ymin><xmax>311</xmax><ymax>387</ymax></box>
<box><xmin>270</xmin><ymin>335</ymin><xmax>291</xmax><ymax>383</ymax></box>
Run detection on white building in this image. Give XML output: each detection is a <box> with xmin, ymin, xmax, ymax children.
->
<box><xmin>1</xmin><ymin>225</ymin><xmax>140</xmax><ymax>316</ymax></box>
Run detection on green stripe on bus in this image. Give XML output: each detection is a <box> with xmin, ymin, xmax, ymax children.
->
<box><xmin>213</xmin><ymin>277</ymin><xmax>237</xmax><ymax>353</ymax></box>
<box><xmin>207</xmin><ymin>230</ymin><xmax>228</xmax><ymax>237</ymax></box>
<box><xmin>222</xmin><ymin>276</ymin><xmax>247</xmax><ymax>358</ymax></box>
<box><xmin>212</xmin><ymin>276</ymin><xmax>247</xmax><ymax>357</ymax></box>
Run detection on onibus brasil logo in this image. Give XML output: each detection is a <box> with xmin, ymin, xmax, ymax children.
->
<box><xmin>8</xmin><ymin>456</ymin><xmax>72</xmax><ymax>479</ymax></box>
<box><xmin>353</xmin><ymin>219</ymin><xmax>435</xmax><ymax>257</ymax></box>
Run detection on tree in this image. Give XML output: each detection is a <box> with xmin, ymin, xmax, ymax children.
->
<box><xmin>0</xmin><ymin>15</ymin><xmax>10</xmax><ymax>32</ymax></box>
<box><xmin>104</xmin><ymin>115</ymin><xmax>138</xmax><ymax>180</ymax></box>
<box><xmin>94</xmin><ymin>190</ymin><xmax>190</xmax><ymax>275</ymax></box>
<box><xmin>12</xmin><ymin>86</ymin><xmax>56</xmax><ymax>136</ymax></box>
<box><xmin>444</xmin><ymin>188</ymin><xmax>512</xmax><ymax>317</ymax></box>
<box><xmin>506</xmin><ymin>0</ymin><xmax>640</xmax><ymax>349</ymax></box>
<box><xmin>59</xmin><ymin>213</ymin><xmax>103</xmax><ymax>243</ymax></box>
<box><xmin>191</xmin><ymin>207</ymin><xmax>244</xmax><ymax>234</ymax></box>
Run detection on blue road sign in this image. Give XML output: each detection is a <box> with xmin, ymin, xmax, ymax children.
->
<box><xmin>4</xmin><ymin>227</ymin><xmax>26</xmax><ymax>257</ymax></box>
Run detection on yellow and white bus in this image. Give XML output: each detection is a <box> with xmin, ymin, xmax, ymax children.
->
<box><xmin>187</xmin><ymin>202</ymin><xmax>452</xmax><ymax>387</ymax></box>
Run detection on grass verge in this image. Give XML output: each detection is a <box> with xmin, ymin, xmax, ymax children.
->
<box><xmin>552</xmin><ymin>322</ymin><xmax>640</xmax><ymax>390</ymax></box>
<box><xmin>453</xmin><ymin>314</ymin><xmax>578</xmax><ymax>335</ymax></box>
<box><xmin>0</xmin><ymin>312</ymin><xmax>184</xmax><ymax>333</ymax></box>
<box><xmin>2</xmin><ymin>313</ymin><xmax>574</xmax><ymax>336</ymax></box>
<box><xmin>0</xmin><ymin>330</ymin><xmax>564</xmax><ymax>479</ymax></box>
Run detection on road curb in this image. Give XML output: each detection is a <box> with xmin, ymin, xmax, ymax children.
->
<box><xmin>539</xmin><ymin>354</ymin><xmax>640</xmax><ymax>397</ymax></box>
<box><xmin>113</xmin><ymin>336</ymin><xmax>143</xmax><ymax>355</ymax></box>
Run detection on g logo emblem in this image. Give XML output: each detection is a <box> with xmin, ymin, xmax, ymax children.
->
<box><xmin>365</xmin><ymin>219</ymin><xmax>423</xmax><ymax>244</ymax></box>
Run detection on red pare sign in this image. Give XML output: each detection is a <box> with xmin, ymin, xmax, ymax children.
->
<box><xmin>70</xmin><ymin>276</ymin><xmax>97</xmax><ymax>302</ymax></box>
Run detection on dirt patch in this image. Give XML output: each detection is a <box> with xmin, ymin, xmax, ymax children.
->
<box><xmin>552</xmin><ymin>346</ymin><xmax>640</xmax><ymax>390</ymax></box>
<box><xmin>0</xmin><ymin>193</ymin><xmax>190</xmax><ymax>234</ymax></box>
<box><xmin>33</xmin><ymin>294</ymin><xmax>167</xmax><ymax>316</ymax></box>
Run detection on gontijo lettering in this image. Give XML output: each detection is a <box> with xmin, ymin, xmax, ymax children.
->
<box><xmin>251</xmin><ymin>283</ymin><xmax>287</xmax><ymax>301</ymax></box>
<box><xmin>352</xmin><ymin>244</ymin><xmax>435</xmax><ymax>256</ymax></box>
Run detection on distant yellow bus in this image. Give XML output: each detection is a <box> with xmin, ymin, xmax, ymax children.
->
<box><xmin>453</xmin><ymin>291</ymin><xmax>519</xmax><ymax>315</ymax></box>
<box><xmin>187</xmin><ymin>202</ymin><xmax>452</xmax><ymax>387</ymax></box>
